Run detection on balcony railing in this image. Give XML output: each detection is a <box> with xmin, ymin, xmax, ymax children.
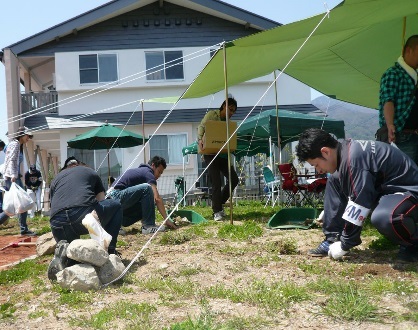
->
<box><xmin>21</xmin><ymin>91</ymin><xmax>58</xmax><ymax>114</ymax></box>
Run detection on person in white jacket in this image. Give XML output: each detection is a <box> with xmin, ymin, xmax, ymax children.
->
<box><xmin>0</xmin><ymin>127</ymin><xmax>36</xmax><ymax>236</ymax></box>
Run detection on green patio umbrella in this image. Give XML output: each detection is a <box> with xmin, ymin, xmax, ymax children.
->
<box><xmin>67</xmin><ymin>123</ymin><xmax>147</xmax><ymax>181</ymax></box>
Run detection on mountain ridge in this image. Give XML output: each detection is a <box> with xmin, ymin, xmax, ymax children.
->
<box><xmin>312</xmin><ymin>96</ymin><xmax>379</xmax><ymax>140</ymax></box>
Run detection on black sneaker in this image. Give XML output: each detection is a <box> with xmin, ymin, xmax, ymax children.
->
<box><xmin>108</xmin><ymin>248</ymin><xmax>122</xmax><ymax>258</ymax></box>
<box><xmin>21</xmin><ymin>230</ymin><xmax>37</xmax><ymax>236</ymax></box>
<box><xmin>307</xmin><ymin>240</ymin><xmax>330</xmax><ymax>257</ymax></box>
<box><xmin>397</xmin><ymin>245</ymin><xmax>418</xmax><ymax>263</ymax></box>
<box><xmin>47</xmin><ymin>240</ymin><xmax>75</xmax><ymax>281</ymax></box>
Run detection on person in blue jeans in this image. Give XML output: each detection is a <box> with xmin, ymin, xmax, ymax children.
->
<box><xmin>109</xmin><ymin>155</ymin><xmax>176</xmax><ymax>234</ymax></box>
<box><xmin>48</xmin><ymin>157</ymin><xmax>123</xmax><ymax>280</ymax></box>
<box><xmin>0</xmin><ymin>127</ymin><xmax>35</xmax><ymax>235</ymax></box>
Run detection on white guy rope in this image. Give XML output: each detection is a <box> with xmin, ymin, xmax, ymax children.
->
<box><xmin>102</xmin><ymin>9</ymin><xmax>332</xmax><ymax>286</ymax></box>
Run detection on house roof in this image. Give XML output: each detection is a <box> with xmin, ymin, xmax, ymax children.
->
<box><xmin>24</xmin><ymin>104</ymin><xmax>324</xmax><ymax>131</ymax></box>
<box><xmin>4</xmin><ymin>0</ymin><xmax>279</xmax><ymax>55</ymax></box>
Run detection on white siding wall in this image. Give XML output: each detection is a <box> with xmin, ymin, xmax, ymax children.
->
<box><xmin>55</xmin><ymin>47</ymin><xmax>310</xmax><ymax>116</ymax></box>
<box><xmin>55</xmin><ymin>46</ymin><xmax>311</xmax><ymax>186</ymax></box>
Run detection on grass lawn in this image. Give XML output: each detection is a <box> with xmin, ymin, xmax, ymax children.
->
<box><xmin>0</xmin><ymin>201</ymin><xmax>417</xmax><ymax>329</ymax></box>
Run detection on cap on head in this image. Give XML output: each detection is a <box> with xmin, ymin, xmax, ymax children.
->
<box><xmin>29</xmin><ymin>164</ymin><xmax>36</xmax><ymax>172</ymax></box>
<box><xmin>16</xmin><ymin>126</ymin><xmax>33</xmax><ymax>139</ymax></box>
<box><xmin>61</xmin><ymin>156</ymin><xmax>80</xmax><ymax>171</ymax></box>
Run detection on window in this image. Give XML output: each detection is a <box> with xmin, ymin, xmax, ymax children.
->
<box><xmin>79</xmin><ymin>54</ymin><xmax>118</xmax><ymax>84</ymax></box>
<box><xmin>145</xmin><ymin>51</ymin><xmax>184</xmax><ymax>81</ymax></box>
<box><xmin>149</xmin><ymin>133</ymin><xmax>187</xmax><ymax>164</ymax></box>
<box><xmin>67</xmin><ymin>148</ymin><xmax>122</xmax><ymax>188</ymax></box>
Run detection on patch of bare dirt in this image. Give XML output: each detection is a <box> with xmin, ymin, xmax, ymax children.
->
<box><xmin>1</xmin><ymin>220</ymin><xmax>418</xmax><ymax>330</ymax></box>
<box><xmin>0</xmin><ymin>234</ymin><xmax>38</xmax><ymax>270</ymax></box>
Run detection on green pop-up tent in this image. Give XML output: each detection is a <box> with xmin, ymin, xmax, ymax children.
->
<box><xmin>238</xmin><ymin>109</ymin><xmax>345</xmax><ymax>146</ymax></box>
<box><xmin>181</xmin><ymin>0</ymin><xmax>418</xmax><ymax>110</ymax></box>
<box><xmin>183</xmin><ymin>109</ymin><xmax>345</xmax><ymax>158</ymax></box>
<box><xmin>182</xmin><ymin>139</ymin><xmax>269</xmax><ymax>159</ymax></box>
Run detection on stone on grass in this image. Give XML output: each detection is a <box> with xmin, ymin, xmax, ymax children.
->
<box><xmin>56</xmin><ymin>264</ymin><xmax>101</xmax><ymax>292</ymax></box>
<box><xmin>66</xmin><ymin>239</ymin><xmax>109</xmax><ymax>267</ymax></box>
<box><xmin>36</xmin><ymin>232</ymin><xmax>56</xmax><ymax>256</ymax></box>
<box><xmin>97</xmin><ymin>254</ymin><xmax>126</xmax><ymax>284</ymax></box>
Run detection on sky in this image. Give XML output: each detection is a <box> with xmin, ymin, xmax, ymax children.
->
<box><xmin>0</xmin><ymin>0</ymin><xmax>342</xmax><ymax>143</ymax></box>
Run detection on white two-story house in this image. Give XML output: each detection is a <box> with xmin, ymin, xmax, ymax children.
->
<box><xmin>1</xmin><ymin>0</ymin><xmax>314</xmax><ymax>200</ymax></box>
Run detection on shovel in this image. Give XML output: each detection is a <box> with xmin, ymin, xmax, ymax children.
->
<box><xmin>0</xmin><ymin>237</ymin><xmax>37</xmax><ymax>251</ymax></box>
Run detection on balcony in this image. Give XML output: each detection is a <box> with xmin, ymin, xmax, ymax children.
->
<box><xmin>21</xmin><ymin>91</ymin><xmax>58</xmax><ymax>114</ymax></box>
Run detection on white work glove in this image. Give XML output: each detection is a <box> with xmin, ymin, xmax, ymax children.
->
<box><xmin>328</xmin><ymin>242</ymin><xmax>349</xmax><ymax>260</ymax></box>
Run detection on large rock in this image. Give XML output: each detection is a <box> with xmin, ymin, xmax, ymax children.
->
<box><xmin>67</xmin><ymin>239</ymin><xmax>109</xmax><ymax>267</ymax></box>
<box><xmin>56</xmin><ymin>264</ymin><xmax>101</xmax><ymax>292</ymax></box>
<box><xmin>36</xmin><ymin>232</ymin><xmax>56</xmax><ymax>256</ymax></box>
<box><xmin>97</xmin><ymin>254</ymin><xmax>126</xmax><ymax>284</ymax></box>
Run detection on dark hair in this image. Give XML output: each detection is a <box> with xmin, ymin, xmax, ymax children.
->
<box><xmin>219</xmin><ymin>97</ymin><xmax>237</xmax><ymax>110</ymax></box>
<box><xmin>148</xmin><ymin>155</ymin><xmax>167</xmax><ymax>169</ymax></box>
<box><xmin>403</xmin><ymin>35</ymin><xmax>418</xmax><ymax>56</ymax></box>
<box><xmin>60</xmin><ymin>156</ymin><xmax>79</xmax><ymax>171</ymax></box>
<box><xmin>296</xmin><ymin>128</ymin><xmax>338</xmax><ymax>162</ymax></box>
<box><xmin>0</xmin><ymin>140</ymin><xmax>5</xmax><ymax>150</ymax></box>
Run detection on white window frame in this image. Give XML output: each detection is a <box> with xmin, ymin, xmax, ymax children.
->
<box><xmin>67</xmin><ymin>148</ymin><xmax>123</xmax><ymax>186</ymax></box>
<box><xmin>148</xmin><ymin>133</ymin><xmax>188</xmax><ymax>165</ymax></box>
<box><xmin>79</xmin><ymin>53</ymin><xmax>118</xmax><ymax>85</ymax></box>
<box><xmin>145</xmin><ymin>50</ymin><xmax>184</xmax><ymax>81</ymax></box>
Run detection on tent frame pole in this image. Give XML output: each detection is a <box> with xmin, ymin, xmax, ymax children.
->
<box><xmin>141</xmin><ymin>100</ymin><xmax>146</xmax><ymax>164</ymax></box>
<box><xmin>274</xmin><ymin>70</ymin><xmax>282</xmax><ymax>205</ymax></box>
<box><xmin>107</xmin><ymin>148</ymin><xmax>111</xmax><ymax>188</ymax></box>
<box><xmin>222</xmin><ymin>42</ymin><xmax>234</xmax><ymax>225</ymax></box>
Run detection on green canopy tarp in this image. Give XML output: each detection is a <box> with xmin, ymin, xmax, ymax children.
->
<box><xmin>183</xmin><ymin>109</ymin><xmax>344</xmax><ymax>157</ymax></box>
<box><xmin>181</xmin><ymin>0</ymin><xmax>418</xmax><ymax>109</ymax></box>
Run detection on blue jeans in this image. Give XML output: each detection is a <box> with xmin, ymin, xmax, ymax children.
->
<box><xmin>49</xmin><ymin>199</ymin><xmax>122</xmax><ymax>252</ymax></box>
<box><xmin>108</xmin><ymin>183</ymin><xmax>155</xmax><ymax>227</ymax></box>
<box><xmin>396</xmin><ymin>132</ymin><xmax>418</xmax><ymax>165</ymax></box>
<box><xmin>0</xmin><ymin>178</ymin><xmax>29</xmax><ymax>233</ymax></box>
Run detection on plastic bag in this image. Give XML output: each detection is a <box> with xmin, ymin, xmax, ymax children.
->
<box><xmin>1</xmin><ymin>183</ymin><xmax>35</xmax><ymax>216</ymax></box>
<box><xmin>14</xmin><ymin>183</ymin><xmax>35</xmax><ymax>214</ymax></box>
<box><xmin>26</xmin><ymin>189</ymin><xmax>37</xmax><ymax>217</ymax></box>
<box><xmin>1</xmin><ymin>186</ymin><xmax>15</xmax><ymax>216</ymax></box>
<box><xmin>82</xmin><ymin>213</ymin><xmax>112</xmax><ymax>250</ymax></box>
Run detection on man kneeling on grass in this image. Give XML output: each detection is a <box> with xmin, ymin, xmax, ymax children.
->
<box><xmin>47</xmin><ymin>157</ymin><xmax>123</xmax><ymax>280</ymax></box>
<box><xmin>108</xmin><ymin>155</ymin><xmax>176</xmax><ymax>235</ymax></box>
<box><xmin>296</xmin><ymin>128</ymin><xmax>418</xmax><ymax>262</ymax></box>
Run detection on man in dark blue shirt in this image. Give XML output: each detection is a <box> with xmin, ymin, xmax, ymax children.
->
<box><xmin>109</xmin><ymin>155</ymin><xmax>176</xmax><ymax>234</ymax></box>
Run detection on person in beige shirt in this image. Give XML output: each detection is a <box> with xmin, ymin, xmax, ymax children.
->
<box><xmin>197</xmin><ymin>97</ymin><xmax>239</xmax><ymax>221</ymax></box>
